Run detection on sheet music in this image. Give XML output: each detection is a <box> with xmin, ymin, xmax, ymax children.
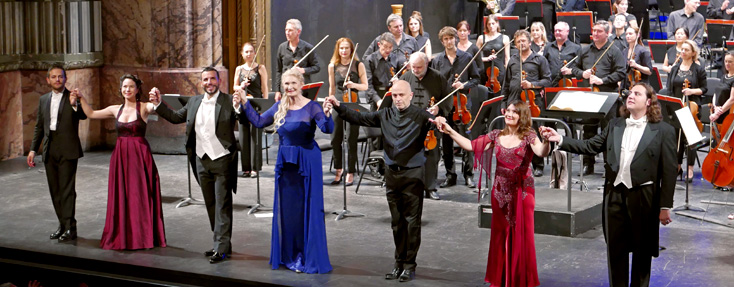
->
<box><xmin>675</xmin><ymin>108</ymin><xmax>705</xmax><ymax>146</ymax></box>
<box><xmin>548</xmin><ymin>92</ymin><xmax>607</xmax><ymax>113</ymax></box>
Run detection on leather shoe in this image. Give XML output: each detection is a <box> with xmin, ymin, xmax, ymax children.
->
<box><xmin>428</xmin><ymin>191</ymin><xmax>440</xmax><ymax>200</ymax></box>
<box><xmin>385</xmin><ymin>268</ymin><xmax>402</xmax><ymax>280</ymax></box>
<box><xmin>209</xmin><ymin>252</ymin><xmax>229</xmax><ymax>264</ymax></box>
<box><xmin>398</xmin><ymin>269</ymin><xmax>415</xmax><ymax>282</ymax></box>
<box><xmin>533</xmin><ymin>167</ymin><xmax>543</xmax><ymax>177</ymax></box>
<box><xmin>582</xmin><ymin>165</ymin><xmax>594</xmax><ymax>176</ymax></box>
<box><xmin>465</xmin><ymin>177</ymin><xmax>476</xmax><ymax>188</ymax></box>
<box><xmin>50</xmin><ymin>226</ymin><xmax>63</xmax><ymax>240</ymax></box>
<box><xmin>204</xmin><ymin>249</ymin><xmax>216</xmax><ymax>257</ymax></box>
<box><xmin>439</xmin><ymin>177</ymin><xmax>456</xmax><ymax>188</ymax></box>
<box><xmin>58</xmin><ymin>229</ymin><xmax>77</xmax><ymax>242</ymax></box>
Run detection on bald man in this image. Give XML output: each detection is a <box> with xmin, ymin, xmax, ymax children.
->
<box><xmin>325</xmin><ymin>80</ymin><xmax>436</xmax><ymax>282</ymax></box>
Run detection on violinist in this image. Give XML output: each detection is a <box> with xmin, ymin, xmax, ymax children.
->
<box><xmin>362</xmin><ymin>14</ymin><xmax>419</xmax><ymax>64</ymax></box>
<box><xmin>430</xmin><ymin>26</ymin><xmax>481</xmax><ymax>189</ymax></box>
<box><xmin>233</xmin><ymin>42</ymin><xmax>269</xmax><ymax>178</ymax></box>
<box><xmin>400</xmin><ymin>52</ymin><xmax>450</xmax><ymax>200</ymax></box>
<box><xmin>710</xmin><ymin>52</ymin><xmax>734</xmax><ymax>126</ymax></box>
<box><xmin>502</xmin><ymin>29</ymin><xmax>551</xmax><ymax>177</ymax></box>
<box><xmin>406</xmin><ymin>11</ymin><xmax>432</xmax><ymax>61</ymax></box>
<box><xmin>621</xmin><ymin>26</ymin><xmax>653</xmax><ymax>89</ymax></box>
<box><xmin>274</xmin><ymin>19</ymin><xmax>320</xmax><ymax>101</ymax></box>
<box><xmin>560</xmin><ymin>20</ymin><xmax>626</xmax><ymax>175</ymax></box>
<box><xmin>666</xmin><ymin>40</ymin><xmax>707</xmax><ymax>182</ymax></box>
<box><xmin>661</xmin><ymin>27</ymin><xmax>689</xmax><ymax>74</ymax></box>
<box><xmin>544</xmin><ymin>21</ymin><xmax>580</xmax><ymax>87</ymax></box>
<box><xmin>365</xmin><ymin>33</ymin><xmax>404</xmax><ymax>110</ymax></box>
<box><xmin>476</xmin><ymin>14</ymin><xmax>510</xmax><ymax>95</ymax></box>
<box><xmin>608</xmin><ymin>0</ymin><xmax>638</xmax><ymax>32</ymax></box>
<box><xmin>608</xmin><ymin>14</ymin><xmax>629</xmax><ymax>53</ymax></box>
<box><xmin>327</xmin><ymin>38</ymin><xmax>368</xmax><ymax>186</ymax></box>
<box><xmin>530</xmin><ymin>22</ymin><xmax>547</xmax><ymax>55</ymax></box>
<box><xmin>457</xmin><ymin>21</ymin><xmax>484</xmax><ymax>74</ymax></box>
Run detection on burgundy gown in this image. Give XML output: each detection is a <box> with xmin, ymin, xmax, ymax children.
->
<box><xmin>100</xmin><ymin>102</ymin><xmax>166</xmax><ymax>250</ymax></box>
<box><xmin>473</xmin><ymin>130</ymin><xmax>539</xmax><ymax>287</ymax></box>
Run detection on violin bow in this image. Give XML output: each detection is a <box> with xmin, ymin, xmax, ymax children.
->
<box><xmin>294</xmin><ymin>35</ymin><xmax>330</xmax><ymax>67</ymax></box>
<box><xmin>454</xmin><ymin>40</ymin><xmax>489</xmax><ymax>81</ymax></box>
<box><xmin>430</xmin><ymin>83</ymin><xmax>466</xmax><ymax>109</ymax></box>
<box><xmin>390</xmin><ymin>42</ymin><xmax>430</xmax><ymax>80</ymax></box>
<box><xmin>343</xmin><ymin>43</ymin><xmax>359</xmax><ymax>87</ymax></box>
<box><xmin>243</xmin><ymin>34</ymin><xmax>267</xmax><ymax>81</ymax></box>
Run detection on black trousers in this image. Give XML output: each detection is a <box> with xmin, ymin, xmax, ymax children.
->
<box><xmin>385</xmin><ymin>165</ymin><xmax>425</xmax><ymax>271</ymax></box>
<box><xmin>424</xmin><ymin>146</ymin><xmax>439</xmax><ymax>192</ymax></box>
<box><xmin>442</xmin><ymin>121</ymin><xmax>473</xmax><ymax>179</ymax></box>
<box><xmin>239</xmin><ymin>122</ymin><xmax>262</xmax><ymax>172</ymax></box>
<box><xmin>196</xmin><ymin>153</ymin><xmax>236</xmax><ymax>253</ymax></box>
<box><xmin>332</xmin><ymin>114</ymin><xmax>359</xmax><ymax>173</ymax></box>
<box><xmin>46</xmin><ymin>133</ymin><xmax>78</xmax><ymax>231</ymax></box>
<box><xmin>606</xmin><ymin>184</ymin><xmax>655</xmax><ymax>287</ymax></box>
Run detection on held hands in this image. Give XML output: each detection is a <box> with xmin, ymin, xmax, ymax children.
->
<box><xmin>232</xmin><ymin>89</ymin><xmax>247</xmax><ymax>108</ymax></box>
<box><xmin>148</xmin><ymin>88</ymin><xmax>161</xmax><ymax>105</ymax></box>
<box><xmin>659</xmin><ymin>209</ymin><xmax>673</xmax><ymax>226</ymax></box>
<box><xmin>323</xmin><ymin>95</ymin><xmax>339</xmax><ymax>117</ymax></box>
<box><xmin>69</xmin><ymin>89</ymin><xmax>80</xmax><ymax>105</ymax></box>
<box><xmin>429</xmin><ymin>116</ymin><xmax>452</xmax><ymax>134</ymax></box>
<box><xmin>538</xmin><ymin>126</ymin><xmax>561</xmax><ymax>142</ymax></box>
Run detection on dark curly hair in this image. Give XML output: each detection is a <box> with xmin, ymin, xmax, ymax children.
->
<box><xmin>119</xmin><ymin>74</ymin><xmax>143</xmax><ymax>102</ymax></box>
<box><xmin>619</xmin><ymin>83</ymin><xmax>662</xmax><ymax>123</ymax></box>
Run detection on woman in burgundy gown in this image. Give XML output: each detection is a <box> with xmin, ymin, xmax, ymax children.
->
<box><xmin>77</xmin><ymin>74</ymin><xmax>166</xmax><ymax>250</ymax></box>
<box><xmin>434</xmin><ymin>100</ymin><xmax>550</xmax><ymax>286</ymax></box>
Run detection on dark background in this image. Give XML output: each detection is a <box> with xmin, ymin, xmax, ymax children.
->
<box><xmin>270</xmin><ymin>0</ymin><xmax>481</xmax><ymax>97</ymax></box>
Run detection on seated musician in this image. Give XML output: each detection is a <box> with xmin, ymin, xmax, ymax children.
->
<box><xmin>430</xmin><ymin>26</ymin><xmax>481</xmax><ymax>189</ymax></box>
<box><xmin>501</xmin><ymin>29</ymin><xmax>551</xmax><ymax>177</ymax></box>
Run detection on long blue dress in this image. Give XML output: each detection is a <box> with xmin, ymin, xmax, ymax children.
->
<box><xmin>244</xmin><ymin>99</ymin><xmax>334</xmax><ymax>273</ymax></box>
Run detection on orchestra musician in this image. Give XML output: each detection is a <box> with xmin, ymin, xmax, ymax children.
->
<box><xmin>530</xmin><ymin>22</ymin><xmax>548</xmax><ymax>55</ymax></box>
<box><xmin>622</xmin><ymin>26</ymin><xmax>653</xmax><ymax>89</ymax></box>
<box><xmin>609</xmin><ymin>14</ymin><xmax>629</xmax><ymax>53</ymax></box>
<box><xmin>401</xmin><ymin>52</ymin><xmax>450</xmax><ymax>199</ymax></box>
<box><xmin>327</xmin><ymin>38</ymin><xmax>368</xmax><ymax>186</ymax></box>
<box><xmin>406</xmin><ymin>11</ymin><xmax>432</xmax><ymax>60</ymax></box>
<box><xmin>476</xmin><ymin>14</ymin><xmax>510</xmax><ymax>95</ymax></box>
<box><xmin>560</xmin><ymin>20</ymin><xmax>627</xmax><ymax>175</ymax></box>
<box><xmin>363</xmin><ymin>14</ymin><xmax>419</xmax><ymax>63</ymax></box>
<box><xmin>274</xmin><ymin>19</ymin><xmax>320</xmax><ymax>101</ymax></box>
<box><xmin>667</xmin><ymin>0</ymin><xmax>705</xmax><ymax>47</ymax></box>
<box><xmin>233</xmin><ymin>42</ymin><xmax>269</xmax><ymax>178</ymax></box>
<box><xmin>544</xmin><ymin>21</ymin><xmax>580</xmax><ymax>87</ymax></box>
<box><xmin>666</xmin><ymin>39</ymin><xmax>707</xmax><ymax>183</ymax></box>
<box><xmin>502</xmin><ymin>29</ymin><xmax>552</xmax><ymax>177</ymax></box>
<box><xmin>608</xmin><ymin>0</ymin><xmax>639</xmax><ymax>32</ymax></box>
<box><xmin>661</xmin><ymin>27</ymin><xmax>690</xmax><ymax>74</ymax></box>
<box><xmin>457</xmin><ymin>20</ymin><xmax>484</xmax><ymax>74</ymax></box>
<box><xmin>429</xmin><ymin>26</ymin><xmax>481</xmax><ymax>189</ymax></box>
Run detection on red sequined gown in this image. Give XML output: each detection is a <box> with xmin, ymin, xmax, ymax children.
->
<box><xmin>473</xmin><ymin>130</ymin><xmax>539</xmax><ymax>287</ymax></box>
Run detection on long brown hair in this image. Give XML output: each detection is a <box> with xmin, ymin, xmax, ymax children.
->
<box><xmin>484</xmin><ymin>14</ymin><xmax>502</xmax><ymax>34</ymax></box>
<box><xmin>499</xmin><ymin>100</ymin><xmax>533</xmax><ymax>138</ymax></box>
<box><xmin>329</xmin><ymin>37</ymin><xmax>357</xmax><ymax>66</ymax></box>
<box><xmin>619</xmin><ymin>83</ymin><xmax>662</xmax><ymax>123</ymax></box>
<box><xmin>406</xmin><ymin>11</ymin><xmax>425</xmax><ymax>36</ymax></box>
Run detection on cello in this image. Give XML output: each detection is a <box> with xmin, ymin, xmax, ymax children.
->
<box><xmin>702</xmin><ymin>112</ymin><xmax>734</xmax><ymax>188</ymax></box>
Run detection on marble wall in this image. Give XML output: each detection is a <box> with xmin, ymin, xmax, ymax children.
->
<box><xmin>0</xmin><ymin>71</ymin><xmax>23</xmax><ymax>161</ymax></box>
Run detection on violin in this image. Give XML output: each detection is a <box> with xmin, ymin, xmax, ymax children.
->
<box><xmin>520</xmin><ymin>70</ymin><xmax>541</xmax><ymax>117</ymax></box>
<box><xmin>559</xmin><ymin>60</ymin><xmax>574</xmax><ymax>87</ymax></box>
<box><xmin>627</xmin><ymin>68</ymin><xmax>642</xmax><ymax>85</ymax></box>
<box><xmin>702</xmin><ymin>112</ymin><xmax>734</xmax><ymax>188</ymax></box>
<box><xmin>452</xmin><ymin>74</ymin><xmax>472</xmax><ymax>125</ymax></box>
<box><xmin>424</xmin><ymin>97</ymin><xmax>438</xmax><ymax>150</ymax></box>
<box><xmin>683</xmin><ymin>78</ymin><xmax>703</xmax><ymax>132</ymax></box>
<box><xmin>485</xmin><ymin>49</ymin><xmax>501</xmax><ymax>93</ymax></box>
<box><xmin>341</xmin><ymin>43</ymin><xmax>360</xmax><ymax>103</ymax></box>
<box><xmin>590</xmin><ymin>67</ymin><xmax>600</xmax><ymax>92</ymax></box>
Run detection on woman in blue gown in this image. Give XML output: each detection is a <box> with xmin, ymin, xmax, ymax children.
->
<box><xmin>237</xmin><ymin>68</ymin><xmax>334</xmax><ymax>273</ymax></box>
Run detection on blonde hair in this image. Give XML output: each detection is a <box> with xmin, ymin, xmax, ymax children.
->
<box><xmin>274</xmin><ymin>69</ymin><xmax>305</xmax><ymax>130</ymax></box>
<box><xmin>329</xmin><ymin>37</ymin><xmax>357</xmax><ymax>66</ymax></box>
<box><xmin>682</xmin><ymin>40</ymin><xmax>699</xmax><ymax>63</ymax></box>
<box><xmin>530</xmin><ymin>22</ymin><xmax>547</xmax><ymax>44</ymax></box>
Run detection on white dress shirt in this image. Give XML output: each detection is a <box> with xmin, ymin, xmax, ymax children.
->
<box><xmin>49</xmin><ymin>91</ymin><xmax>64</xmax><ymax>131</ymax></box>
<box><xmin>614</xmin><ymin>116</ymin><xmax>648</xmax><ymax>189</ymax></box>
<box><xmin>195</xmin><ymin>92</ymin><xmax>229</xmax><ymax>160</ymax></box>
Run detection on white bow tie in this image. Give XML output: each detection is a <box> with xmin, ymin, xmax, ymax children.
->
<box><xmin>626</xmin><ymin>117</ymin><xmax>646</xmax><ymax>128</ymax></box>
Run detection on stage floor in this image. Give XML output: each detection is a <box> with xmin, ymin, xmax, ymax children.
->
<box><xmin>1</xmin><ymin>146</ymin><xmax>734</xmax><ymax>286</ymax></box>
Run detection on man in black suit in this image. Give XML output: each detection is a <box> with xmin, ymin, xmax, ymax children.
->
<box><xmin>28</xmin><ymin>64</ymin><xmax>87</xmax><ymax>242</ymax></box>
<box><xmin>540</xmin><ymin>83</ymin><xmax>676</xmax><ymax>287</ymax></box>
<box><xmin>149</xmin><ymin>66</ymin><xmax>245</xmax><ymax>263</ymax></box>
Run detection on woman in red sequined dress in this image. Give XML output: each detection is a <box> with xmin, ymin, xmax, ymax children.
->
<box><xmin>433</xmin><ymin>100</ymin><xmax>550</xmax><ymax>286</ymax></box>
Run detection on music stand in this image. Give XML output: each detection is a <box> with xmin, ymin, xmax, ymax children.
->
<box><xmin>544</xmin><ymin>91</ymin><xmax>618</xmax><ymax>192</ymax></box>
<box><xmin>333</xmin><ymin>102</ymin><xmax>368</xmax><ymax>221</ymax></box>
<box><xmin>467</xmin><ymin>96</ymin><xmax>504</xmax><ymax>198</ymax></box>
<box><xmin>160</xmin><ymin>94</ymin><xmax>205</xmax><ymax>209</ymax></box>
<box><xmin>497</xmin><ymin>16</ymin><xmax>520</xmax><ymax>41</ymax></box>
<box><xmin>543</xmin><ymin>87</ymin><xmax>592</xmax><ymax>110</ymax></box>
<box><xmin>510</xmin><ymin>0</ymin><xmax>543</xmax><ymax>29</ymax></box>
<box><xmin>585</xmin><ymin>0</ymin><xmax>612</xmax><ymax>23</ymax></box>
<box><xmin>557</xmin><ymin>12</ymin><xmax>594</xmax><ymax>45</ymax></box>
<box><xmin>647</xmin><ymin>40</ymin><xmax>676</xmax><ymax>64</ymax></box>
<box><xmin>246</xmin><ymin>98</ymin><xmax>276</xmax><ymax>214</ymax></box>
<box><xmin>706</xmin><ymin>20</ymin><xmax>734</xmax><ymax>49</ymax></box>
<box><xmin>657</xmin><ymin>95</ymin><xmax>707</xmax><ymax>213</ymax></box>
<box><xmin>302</xmin><ymin>81</ymin><xmax>324</xmax><ymax>100</ymax></box>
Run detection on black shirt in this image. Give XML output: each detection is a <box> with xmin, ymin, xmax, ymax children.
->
<box><xmin>544</xmin><ymin>39</ymin><xmax>581</xmax><ymax>85</ymax></box>
<box><xmin>459</xmin><ymin>42</ymin><xmax>484</xmax><ymax>75</ymax></box>
<box><xmin>502</xmin><ymin>51</ymin><xmax>552</xmax><ymax>104</ymax></box>
<box><xmin>400</xmin><ymin>68</ymin><xmax>451</xmax><ymax>117</ymax></box>
<box><xmin>571</xmin><ymin>40</ymin><xmax>627</xmax><ymax>92</ymax></box>
<box><xmin>715</xmin><ymin>74</ymin><xmax>734</xmax><ymax>124</ymax></box>
<box><xmin>362</xmin><ymin>32</ymin><xmax>419</xmax><ymax>63</ymax></box>
<box><xmin>622</xmin><ymin>44</ymin><xmax>654</xmax><ymax>88</ymax></box>
<box><xmin>667</xmin><ymin>62</ymin><xmax>708</xmax><ymax>101</ymax></box>
<box><xmin>608</xmin><ymin>34</ymin><xmax>629</xmax><ymax>56</ymax></box>
<box><xmin>429</xmin><ymin>49</ymin><xmax>481</xmax><ymax>93</ymax></box>
<box><xmin>365</xmin><ymin>51</ymin><xmax>405</xmax><ymax>104</ymax></box>
<box><xmin>334</xmin><ymin>104</ymin><xmax>433</xmax><ymax>168</ymax></box>
<box><xmin>275</xmin><ymin>40</ymin><xmax>321</xmax><ymax>92</ymax></box>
